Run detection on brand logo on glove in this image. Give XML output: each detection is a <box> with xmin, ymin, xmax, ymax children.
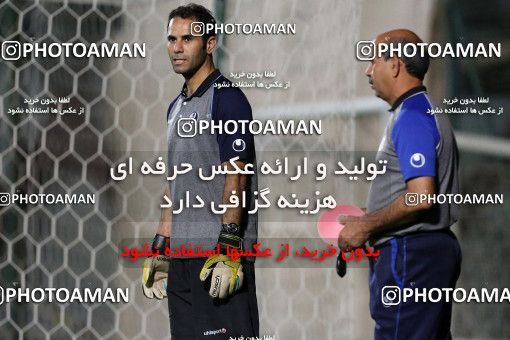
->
<box><xmin>222</xmin><ymin>223</ymin><xmax>240</xmax><ymax>234</ymax></box>
<box><xmin>211</xmin><ymin>276</ymin><xmax>221</xmax><ymax>296</ymax></box>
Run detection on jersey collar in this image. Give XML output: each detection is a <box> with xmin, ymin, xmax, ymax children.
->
<box><xmin>389</xmin><ymin>85</ymin><xmax>427</xmax><ymax>111</ymax></box>
<box><xmin>180</xmin><ymin>69</ymin><xmax>222</xmax><ymax>100</ymax></box>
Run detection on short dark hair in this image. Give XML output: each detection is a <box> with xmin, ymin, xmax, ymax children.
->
<box><xmin>168</xmin><ymin>3</ymin><xmax>216</xmax><ymax>41</ymax></box>
<box><xmin>381</xmin><ymin>38</ymin><xmax>430</xmax><ymax>81</ymax></box>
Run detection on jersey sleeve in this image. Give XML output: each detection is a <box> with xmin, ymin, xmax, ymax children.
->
<box><xmin>212</xmin><ymin>86</ymin><xmax>255</xmax><ymax>164</ymax></box>
<box><xmin>391</xmin><ymin>110</ymin><xmax>439</xmax><ymax>181</ymax></box>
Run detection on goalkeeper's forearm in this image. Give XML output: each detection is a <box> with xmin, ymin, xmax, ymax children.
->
<box><xmin>157</xmin><ymin>187</ymin><xmax>172</xmax><ymax>237</ymax></box>
<box><xmin>221</xmin><ymin>161</ymin><xmax>248</xmax><ymax>226</ymax></box>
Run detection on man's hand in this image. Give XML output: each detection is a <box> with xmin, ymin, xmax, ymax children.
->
<box><xmin>142</xmin><ymin>255</ymin><xmax>170</xmax><ymax>299</ymax></box>
<box><xmin>199</xmin><ymin>223</ymin><xmax>244</xmax><ymax>299</ymax></box>
<box><xmin>141</xmin><ymin>234</ymin><xmax>170</xmax><ymax>299</ymax></box>
<box><xmin>199</xmin><ymin>254</ymin><xmax>243</xmax><ymax>299</ymax></box>
<box><xmin>337</xmin><ymin>216</ymin><xmax>371</xmax><ymax>251</ymax></box>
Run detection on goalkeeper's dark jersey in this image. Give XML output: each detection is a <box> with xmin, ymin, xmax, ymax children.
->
<box><xmin>166</xmin><ymin>69</ymin><xmax>258</xmax><ymax>256</ymax></box>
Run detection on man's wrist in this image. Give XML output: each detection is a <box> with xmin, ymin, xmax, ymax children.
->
<box><xmin>221</xmin><ymin>223</ymin><xmax>241</xmax><ymax>236</ymax></box>
<box><xmin>151</xmin><ymin>234</ymin><xmax>170</xmax><ymax>254</ymax></box>
<box><xmin>359</xmin><ymin>216</ymin><xmax>376</xmax><ymax>239</ymax></box>
<box><xmin>217</xmin><ymin>223</ymin><xmax>243</xmax><ymax>252</ymax></box>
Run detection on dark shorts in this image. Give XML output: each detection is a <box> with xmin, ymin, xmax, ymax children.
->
<box><xmin>369</xmin><ymin>229</ymin><xmax>462</xmax><ymax>340</ymax></box>
<box><xmin>167</xmin><ymin>258</ymin><xmax>259</xmax><ymax>340</ymax></box>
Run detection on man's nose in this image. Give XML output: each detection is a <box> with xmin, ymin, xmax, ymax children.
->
<box><xmin>173</xmin><ymin>40</ymin><xmax>184</xmax><ymax>53</ymax></box>
<box><xmin>364</xmin><ymin>63</ymin><xmax>373</xmax><ymax>77</ymax></box>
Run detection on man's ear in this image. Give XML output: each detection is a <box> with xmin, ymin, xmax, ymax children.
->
<box><xmin>391</xmin><ymin>57</ymin><xmax>401</xmax><ymax>78</ymax></box>
<box><xmin>206</xmin><ymin>36</ymin><xmax>216</xmax><ymax>54</ymax></box>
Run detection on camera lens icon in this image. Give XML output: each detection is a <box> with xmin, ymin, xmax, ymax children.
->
<box><xmin>356</xmin><ymin>40</ymin><xmax>375</xmax><ymax>61</ymax></box>
<box><xmin>405</xmin><ymin>193</ymin><xmax>419</xmax><ymax>207</ymax></box>
<box><xmin>177</xmin><ymin>118</ymin><xmax>197</xmax><ymax>138</ymax></box>
<box><xmin>191</xmin><ymin>22</ymin><xmax>205</xmax><ymax>36</ymax></box>
<box><xmin>382</xmin><ymin>286</ymin><xmax>401</xmax><ymax>306</ymax></box>
<box><xmin>2</xmin><ymin>41</ymin><xmax>21</xmax><ymax>61</ymax></box>
<box><xmin>0</xmin><ymin>193</ymin><xmax>10</xmax><ymax>206</ymax></box>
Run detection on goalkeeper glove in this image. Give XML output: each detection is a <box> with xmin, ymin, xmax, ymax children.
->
<box><xmin>199</xmin><ymin>223</ymin><xmax>244</xmax><ymax>299</ymax></box>
<box><xmin>142</xmin><ymin>234</ymin><xmax>170</xmax><ymax>299</ymax></box>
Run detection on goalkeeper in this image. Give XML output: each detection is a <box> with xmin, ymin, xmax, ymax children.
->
<box><xmin>141</xmin><ymin>3</ymin><xmax>259</xmax><ymax>339</ymax></box>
